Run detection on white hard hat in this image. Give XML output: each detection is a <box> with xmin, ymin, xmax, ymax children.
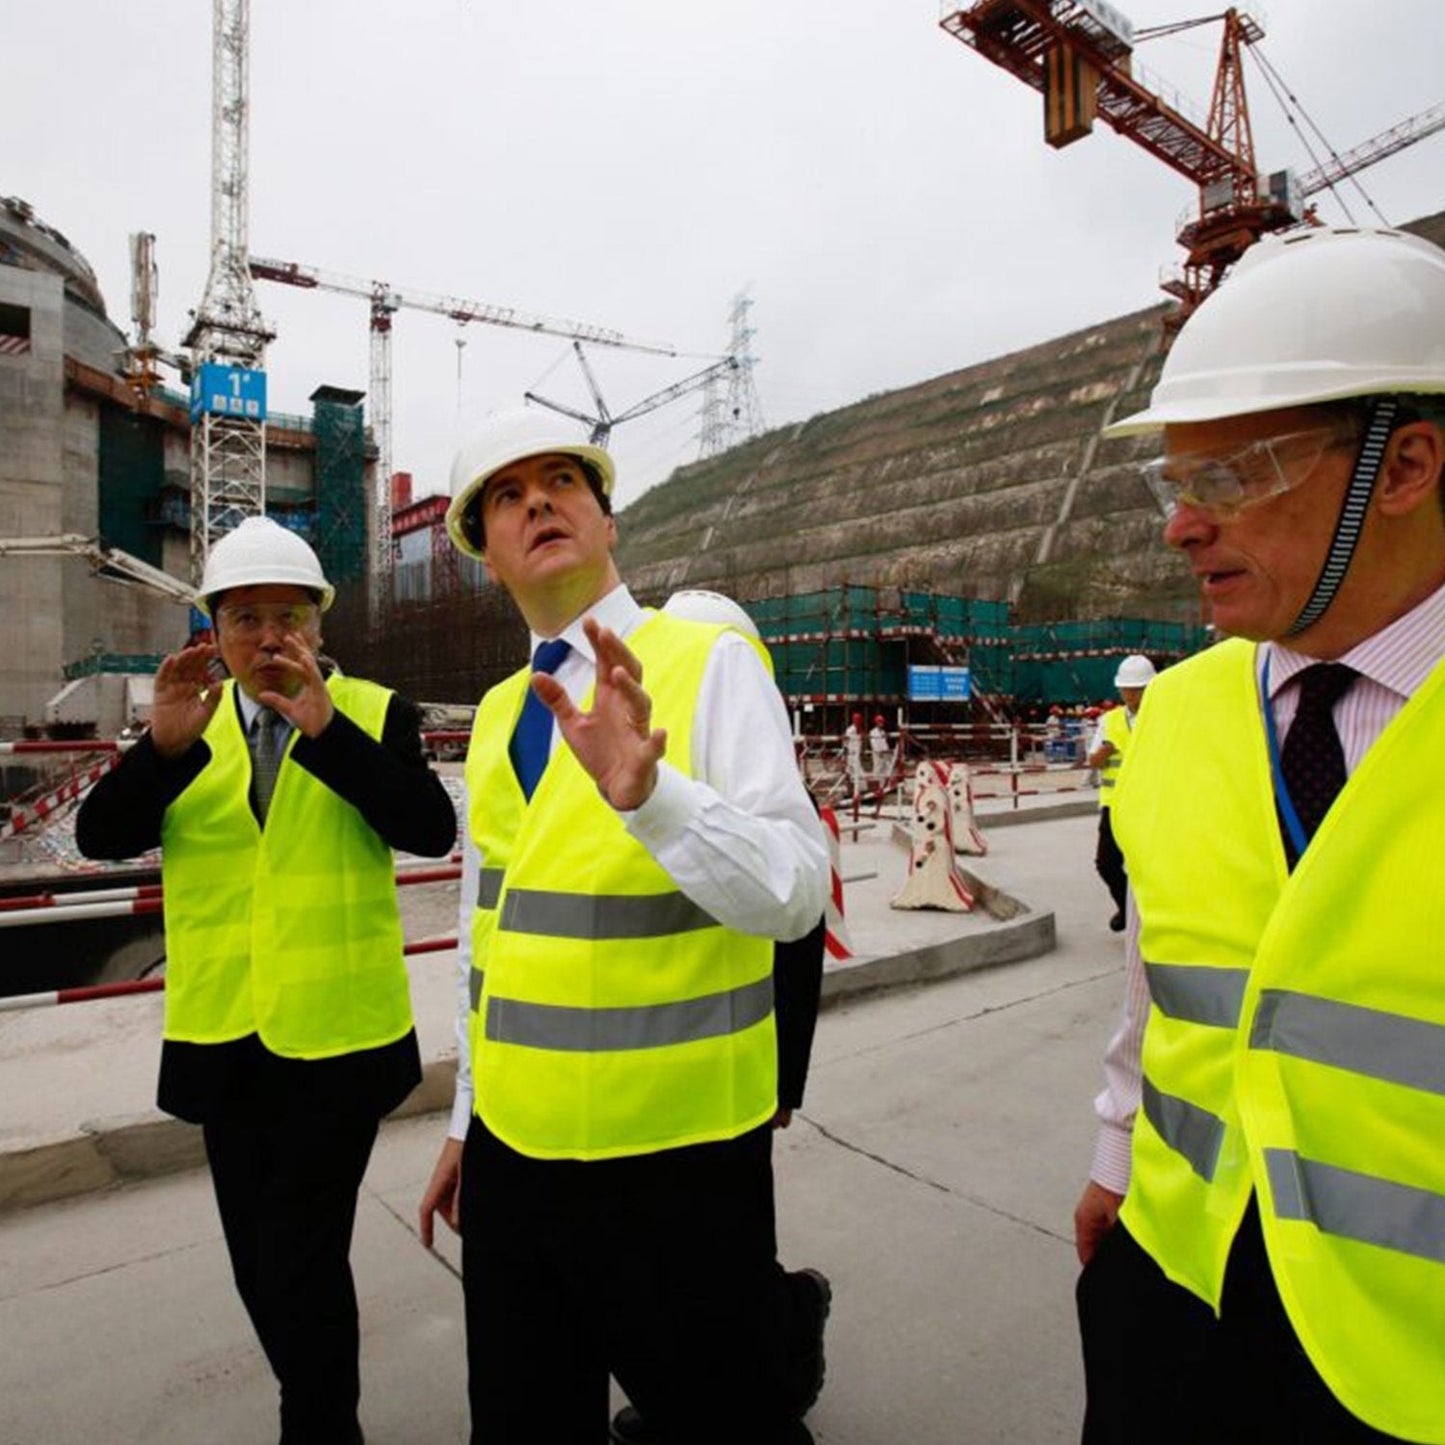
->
<box><xmin>196</xmin><ymin>516</ymin><xmax>334</xmax><ymax>617</ymax></box>
<box><xmin>446</xmin><ymin>408</ymin><xmax>616</xmax><ymax>561</ymax></box>
<box><xmin>1114</xmin><ymin>654</ymin><xmax>1157</xmax><ymax>689</ymax></box>
<box><xmin>661</xmin><ymin>588</ymin><xmax>761</xmax><ymax>641</ymax></box>
<box><xmin>1106</xmin><ymin>227</ymin><xmax>1445</xmax><ymax>436</ymax></box>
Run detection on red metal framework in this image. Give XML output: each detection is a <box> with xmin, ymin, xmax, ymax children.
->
<box><xmin>938</xmin><ymin>4</ymin><xmax>1294</xmax><ymax>320</ymax></box>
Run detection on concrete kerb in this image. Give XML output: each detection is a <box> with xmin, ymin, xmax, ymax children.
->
<box><xmin>0</xmin><ymin>1058</ymin><xmax>463</xmax><ymax>1214</ymax></box>
<box><xmin>0</xmin><ymin>813</ymin><xmax>1063</xmax><ymax>1214</ymax></box>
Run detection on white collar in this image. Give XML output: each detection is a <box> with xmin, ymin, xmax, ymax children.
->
<box><xmin>528</xmin><ymin>583</ymin><xmax>642</xmax><ymax>665</ymax></box>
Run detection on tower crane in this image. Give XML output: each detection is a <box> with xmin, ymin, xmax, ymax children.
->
<box><xmin>248</xmin><ymin>256</ymin><xmax>682</xmax><ymax>577</ymax></box>
<box><xmin>938</xmin><ymin>3</ymin><xmax>1445</xmax><ymax>322</ymax></box>
<box><xmin>184</xmin><ymin>0</ymin><xmax>273</xmax><ymax>585</ymax></box>
<box><xmin>524</xmin><ymin>341</ymin><xmax>739</xmax><ymax>449</ymax></box>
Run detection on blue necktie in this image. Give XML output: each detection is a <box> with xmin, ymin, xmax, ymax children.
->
<box><xmin>510</xmin><ymin>638</ymin><xmax>571</xmax><ymax>800</ymax></box>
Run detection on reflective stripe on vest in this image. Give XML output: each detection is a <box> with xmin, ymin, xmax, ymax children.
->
<box><xmin>160</xmin><ymin>674</ymin><xmax>411</xmax><ymax>1057</ymax></box>
<box><xmin>487</xmin><ymin>974</ymin><xmax>774</xmax><ymax>1052</ymax></box>
<box><xmin>1113</xmin><ymin>638</ymin><xmax>1445</xmax><ymax>1441</ymax></box>
<box><xmin>1145</xmin><ymin>961</ymin><xmax>1249</xmax><ymax>1028</ymax></box>
<box><xmin>1265</xmin><ymin>1148</ymin><xmax>1445</xmax><ymax>1267</ymax></box>
<box><xmin>465</xmin><ymin>611</ymin><xmax>777</xmax><ymax>1161</ymax></box>
<box><xmin>1097</xmin><ymin>706</ymin><xmax>1131</xmax><ymax>807</ymax></box>
<box><xmin>499</xmin><ymin>887</ymin><xmax>718</xmax><ymax>940</ymax></box>
<box><xmin>477</xmin><ymin>866</ymin><xmax>504</xmax><ymax>909</ymax></box>
<box><xmin>1250</xmin><ymin>989</ymin><xmax>1445</xmax><ymax>1096</ymax></box>
<box><xmin>1141</xmin><ymin>1077</ymin><xmax>1226</xmax><ymax>1184</ymax></box>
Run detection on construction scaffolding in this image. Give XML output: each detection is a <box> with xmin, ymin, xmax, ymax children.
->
<box><xmin>744</xmin><ymin>584</ymin><xmax>1210</xmax><ymax>721</ymax></box>
<box><xmin>309</xmin><ymin>386</ymin><xmax>368</xmax><ymax>594</ymax></box>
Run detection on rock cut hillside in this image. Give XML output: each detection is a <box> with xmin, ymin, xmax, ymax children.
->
<box><xmin>617</xmin><ymin>211</ymin><xmax>1445</xmax><ymax>623</ymax></box>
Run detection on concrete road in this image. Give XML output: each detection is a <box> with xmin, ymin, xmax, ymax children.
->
<box><xmin>0</xmin><ymin>809</ymin><xmax>1125</xmax><ymax>1444</ymax></box>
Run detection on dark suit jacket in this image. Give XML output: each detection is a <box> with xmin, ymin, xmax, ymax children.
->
<box><xmin>75</xmin><ymin>684</ymin><xmax>458</xmax><ymax>1122</ymax></box>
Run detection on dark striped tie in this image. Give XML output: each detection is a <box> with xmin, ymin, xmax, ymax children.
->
<box><xmin>252</xmin><ymin>706</ymin><xmax>283</xmax><ymax>822</ymax></box>
<box><xmin>1278</xmin><ymin>663</ymin><xmax>1356</xmax><ymax>865</ymax></box>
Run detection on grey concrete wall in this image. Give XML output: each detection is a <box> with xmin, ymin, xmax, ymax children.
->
<box><xmin>0</xmin><ymin>269</ymin><xmax>66</xmax><ymax>723</ymax></box>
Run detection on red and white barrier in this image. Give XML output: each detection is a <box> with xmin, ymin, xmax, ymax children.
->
<box><xmin>966</xmin><ymin>761</ymin><xmax>1094</xmax><ymax>810</ymax></box>
<box><xmin>891</xmin><ymin>762</ymin><xmax>975</xmax><ymax>912</ymax></box>
<box><xmin>1</xmin><ymin>755</ymin><xmax>120</xmax><ymax>840</ymax></box>
<box><xmin>0</xmin><ymin>933</ymin><xmax>462</xmax><ymax>1012</ymax></box>
<box><xmin>817</xmin><ymin>806</ymin><xmax>853</xmax><ymax>961</ymax></box>
<box><xmin>0</xmin><ymin>862</ymin><xmax>463</xmax><ymax>931</ymax></box>
<box><xmin>0</xmin><ymin>741</ymin><xmax>126</xmax><ymax>755</ymax></box>
<box><xmin>946</xmin><ymin>762</ymin><xmax>988</xmax><ymax>856</ymax></box>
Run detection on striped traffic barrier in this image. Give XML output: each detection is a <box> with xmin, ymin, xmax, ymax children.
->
<box><xmin>0</xmin><ymin>861</ymin><xmax>462</xmax><ymax>930</ymax></box>
<box><xmin>817</xmin><ymin>805</ymin><xmax>853</xmax><ymax>961</ymax></box>
<box><xmin>1</xmin><ymin>755</ymin><xmax>120</xmax><ymax>840</ymax></box>
<box><xmin>0</xmin><ymin>933</ymin><xmax>461</xmax><ymax>1012</ymax></box>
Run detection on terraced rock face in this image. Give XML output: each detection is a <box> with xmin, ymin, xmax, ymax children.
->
<box><xmin>618</xmin><ymin>303</ymin><xmax>1182</xmax><ymax>620</ymax></box>
<box><xmin>617</xmin><ymin>211</ymin><xmax>1445</xmax><ymax>623</ymax></box>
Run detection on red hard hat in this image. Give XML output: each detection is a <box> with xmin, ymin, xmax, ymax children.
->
<box><xmin>852</xmin><ymin>712</ymin><xmax>863</xmax><ymax>725</ymax></box>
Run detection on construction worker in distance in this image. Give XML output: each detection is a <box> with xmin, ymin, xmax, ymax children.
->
<box><xmin>1086</xmin><ymin>653</ymin><xmax>1156</xmax><ymax>931</ymax></box>
<box><xmin>415</xmin><ymin>410</ymin><xmax>831</xmax><ymax>1445</ymax></box>
<box><xmin>76</xmin><ymin>516</ymin><xmax>457</xmax><ymax>1444</ymax></box>
<box><xmin>1072</xmin><ymin>226</ymin><xmax>1445</xmax><ymax>1443</ymax></box>
<box><xmin>604</xmin><ymin>588</ymin><xmax>831</xmax><ymax>1445</ymax></box>
<box><xmin>843</xmin><ymin>711</ymin><xmax>864</xmax><ymax>794</ymax></box>
<box><xmin>868</xmin><ymin>713</ymin><xmax>891</xmax><ymax>785</ymax></box>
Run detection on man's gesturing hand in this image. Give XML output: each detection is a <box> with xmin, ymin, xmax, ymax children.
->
<box><xmin>530</xmin><ymin>617</ymin><xmax>667</xmax><ymax>811</ymax></box>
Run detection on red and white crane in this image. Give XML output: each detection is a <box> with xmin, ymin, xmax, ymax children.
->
<box><xmin>938</xmin><ymin>3</ymin><xmax>1445</xmax><ymax>322</ymax></box>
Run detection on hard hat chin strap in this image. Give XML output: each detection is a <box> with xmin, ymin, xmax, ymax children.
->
<box><xmin>1285</xmin><ymin>396</ymin><xmax>1399</xmax><ymax>637</ymax></box>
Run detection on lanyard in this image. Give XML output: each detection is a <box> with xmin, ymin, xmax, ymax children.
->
<box><xmin>1261</xmin><ymin>653</ymin><xmax>1310</xmax><ymax>860</ymax></box>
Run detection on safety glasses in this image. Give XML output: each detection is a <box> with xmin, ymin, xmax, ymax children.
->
<box><xmin>215</xmin><ymin>602</ymin><xmax>319</xmax><ymax>637</ymax></box>
<box><xmin>1141</xmin><ymin>425</ymin><xmax>1360</xmax><ymax>520</ymax></box>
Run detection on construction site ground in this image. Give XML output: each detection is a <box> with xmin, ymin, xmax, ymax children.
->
<box><xmin>0</xmin><ymin>785</ymin><xmax>1120</xmax><ymax>1444</ymax></box>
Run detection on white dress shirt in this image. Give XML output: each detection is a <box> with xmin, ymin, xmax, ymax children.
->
<box><xmin>1090</xmin><ymin>578</ymin><xmax>1445</xmax><ymax>1194</ymax></box>
<box><xmin>447</xmin><ymin>584</ymin><xmax>829</xmax><ymax>1138</ymax></box>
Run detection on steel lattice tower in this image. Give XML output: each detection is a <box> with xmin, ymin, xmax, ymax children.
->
<box><xmin>698</xmin><ymin>290</ymin><xmax>763</xmax><ymax>458</ymax></box>
<box><xmin>184</xmin><ymin>0</ymin><xmax>273</xmax><ymax>586</ymax></box>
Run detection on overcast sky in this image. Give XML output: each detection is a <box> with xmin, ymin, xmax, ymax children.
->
<box><xmin>6</xmin><ymin>1</ymin><xmax>1442</xmax><ymax>509</ymax></box>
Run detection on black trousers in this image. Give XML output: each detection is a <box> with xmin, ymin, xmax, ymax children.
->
<box><xmin>1094</xmin><ymin>808</ymin><xmax>1128</xmax><ymax>916</ymax></box>
<box><xmin>203</xmin><ymin>1081</ymin><xmax>379</xmax><ymax>1445</ymax></box>
<box><xmin>461</xmin><ymin>1115</ymin><xmax>811</xmax><ymax>1445</ymax></box>
<box><xmin>1077</xmin><ymin>1205</ymin><xmax>1402</xmax><ymax>1443</ymax></box>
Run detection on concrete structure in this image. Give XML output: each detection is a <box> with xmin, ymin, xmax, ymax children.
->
<box><xmin>0</xmin><ymin>196</ymin><xmax>371</xmax><ymax>734</ymax></box>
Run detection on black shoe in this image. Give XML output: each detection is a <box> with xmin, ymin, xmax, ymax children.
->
<box><xmin>1108</xmin><ymin>910</ymin><xmax>1125</xmax><ymax>932</ymax></box>
<box><xmin>609</xmin><ymin>1405</ymin><xmax>655</xmax><ymax>1445</ymax></box>
<box><xmin>787</xmin><ymin>1267</ymin><xmax>833</xmax><ymax>1415</ymax></box>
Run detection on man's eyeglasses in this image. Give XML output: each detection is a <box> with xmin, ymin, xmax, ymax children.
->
<box><xmin>216</xmin><ymin>603</ymin><xmax>319</xmax><ymax>636</ymax></box>
<box><xmin>1141</xmin><ymin>425</ymin><xmax>1360</xmax><ymax>521</ymax></box>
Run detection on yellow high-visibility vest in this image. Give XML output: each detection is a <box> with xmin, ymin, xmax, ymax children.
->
<box><xmin>1113</xmin><ymin>637</ymin><xmax>1445</xmax><ymax>1442</ymax></box>
<box><xmin>465</xmin><ymin>612</ymin><xmax>776</xmax><ymax>1161</ymax></box>
<box><xmin>1096</xmin><ymin>705</ymin><xmax>1132</xmax><ymax>809</ymax></box>
<box><xmin>161</xmin><ymin>674</ymin><xmax>412</xmax><ymax>1058</ymax></box>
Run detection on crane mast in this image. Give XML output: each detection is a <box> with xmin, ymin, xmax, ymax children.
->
<box><xmin>184</xmin><ymin>0</ymin><xmax>272</xmax><ymax>587</ymax></box>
